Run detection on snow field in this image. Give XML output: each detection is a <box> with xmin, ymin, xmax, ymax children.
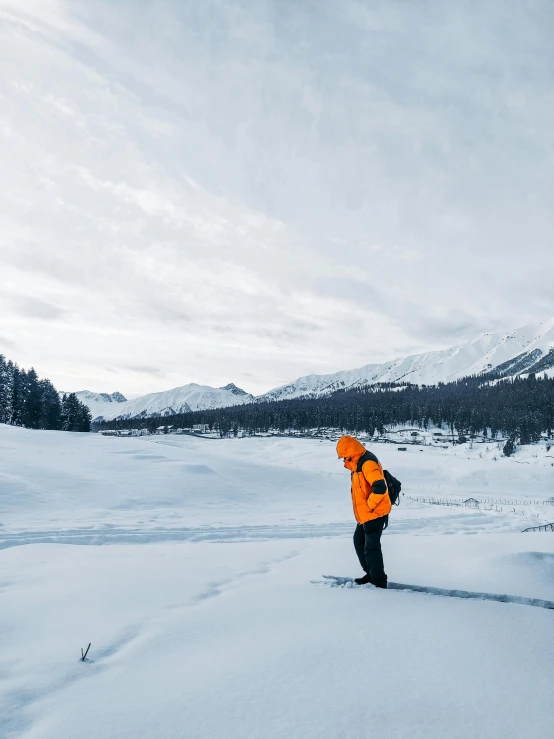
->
<box><xmin>1</xmin><ymin>424</ymin><xmax>554</xmax><ymax>738</ymax></box>
<box><xmin>2</xmin><ymin>425</ymin><xmax>553</xmax><ymax>538</ymax></box>
<box><xmin>2</xmin><ymin>538</ymin><xmax>554</xmax><ymax>739</ymax></box>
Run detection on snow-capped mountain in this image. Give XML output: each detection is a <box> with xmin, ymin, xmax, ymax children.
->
<box><xmin>93</xmin><ymin>383</ymin><xmax>254</xmax><ymax>422</ymax></box>
<box><xmin>82</xmin><ymin>316</ymin><xmax>554</xmax><ymax>422</ymax></box>
<box><xmin>59</xmin><ymin>391</ymin><xmax>127</xmax><ymax>420</ymax></box>
<box><xmin>258</xmin><ymin>316</ymin><xmax>554</xmax><ymax>402</ymax></box>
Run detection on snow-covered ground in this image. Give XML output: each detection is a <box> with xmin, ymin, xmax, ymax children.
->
<box><xmin>1</xmin><ymin>424</ymin><xmax>554</xmax><ymax>738</ymax></box>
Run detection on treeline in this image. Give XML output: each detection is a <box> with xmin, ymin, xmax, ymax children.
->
<box><xmin>97</xmin><ymin>373</ymin><xmax>554</xmax><ymax>444</ymax></box>
<box><xmin>0</xmin><ymin>355</ymin><xmax>91</xmax><ymax>432</ymax></box>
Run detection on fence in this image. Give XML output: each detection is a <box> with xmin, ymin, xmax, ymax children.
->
<box><xmin>405</xmin><ymin>495</ymin><xmax>546</xmax><ymax>507</ymax></box>
<box><xmin>405</xmin><ymin>495</ymin><xmax>552</xmax><ymax>508</ymax></box>
<box><xmin>522</xmin><ymin>522</ymin><xmax>554</xmax><ymax>533</ymax></box>
<box><xmin>407</xmin><ymin>496</ymin><xmax>462</xmax><ymax>507</ymax></box>
<box><xmin>467</xmin><ymin>497</ymin><xmax>550</xmax><ymax>506</ymax></box>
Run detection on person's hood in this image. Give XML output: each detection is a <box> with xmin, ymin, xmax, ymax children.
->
<box><xmin>336</xmin><ymin>435</ymin><xmax>366</xmax><ymax>462</ymax></box>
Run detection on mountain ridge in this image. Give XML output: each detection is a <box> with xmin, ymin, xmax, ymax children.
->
<box><xmin>259</xmin><ymin>316</ymin><xmax>554</xmax><ymax>402</ymax></box>
<box><xmin>90</xmin><ymin>383</ymin><xmax>255</xmax><ymax>422</ymax></box>
<box><xmin>83</xmin><ymin>316</ymin><xmax>554</xmax><ymax>422</ymax></box>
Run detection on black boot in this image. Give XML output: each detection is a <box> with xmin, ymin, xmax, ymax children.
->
<box><xmin>354</xmin><ymin>573</ymin><xmax>373</xmax><ymax>585</ymax></box>
<box><xmin>372</xmin><ymin>575</ymin><xmax>388</xmax><ymax>589</ymax></box>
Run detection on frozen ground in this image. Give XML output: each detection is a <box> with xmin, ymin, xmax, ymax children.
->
<box><xmin>1</xmin><ymin>424</ymin><xmax>554</xmax><ymax>738</ymax></box>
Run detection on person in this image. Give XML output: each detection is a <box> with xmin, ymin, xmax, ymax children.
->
<box><xmin>336</xmin><ymin>435</ymin><xmax>391</xmax><ymax>588</ymax></box>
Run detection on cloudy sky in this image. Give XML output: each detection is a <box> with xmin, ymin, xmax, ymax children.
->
<box><xmin>1</xmin><ymin>0</ymin><xmax>554</xmax><ymax>396</ymax></box>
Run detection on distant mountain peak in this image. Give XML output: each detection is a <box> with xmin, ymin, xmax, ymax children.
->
<box><xmin>61</xmin><ymin>390</ymin><xmax>127</xmax><ymax>403</ymax></box>
<box><xmin>93</xmin><ymin>391</ymin><xmax>127</xmax><ymax>403</ymax></box>
<box><xmin>83</xmin><ymin>382</ymin><xmax>255</xmax><ymax>422</ymax></box>
<box><xmin>219</xmin><ymin>383</ymin><xmax>248</xmax><ymax>396</ymax></box>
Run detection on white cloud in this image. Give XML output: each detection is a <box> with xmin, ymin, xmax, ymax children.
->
<box><xmin>1</xmin><ymin>0</ymin><xmax>553</xmax><ymax>395</ymax></box>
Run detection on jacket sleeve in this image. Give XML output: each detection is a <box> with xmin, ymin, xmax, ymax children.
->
<box><xmin>361</xmin><ymin>460</ymin><xmax>388</xmax><ymax>513</ymax></box>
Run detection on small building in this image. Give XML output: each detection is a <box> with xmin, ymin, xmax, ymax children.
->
<box><xmin>192</xmin><ymin>424</ymin><xmax>210</xmax><ymax>434</ymax></box>
<box><xmin>155</xmin><ymin>425</ymin><xmax>174</xmax><ymax>435</ymax></box>
<box><xmin>544</xmin><ymin>497</ymin><xmax>554</xmax><ymax>506</ymax></box>
<box><xmin>463</xmin><ymin>498</ymin><xmax>480</xmax><ymax>508</ymax></box>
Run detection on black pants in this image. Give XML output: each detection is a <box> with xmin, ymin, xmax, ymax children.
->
<box><xmin>353</xmin><ymin>517</ymin><xmax>387</xmax><ymax>586</ymax></box>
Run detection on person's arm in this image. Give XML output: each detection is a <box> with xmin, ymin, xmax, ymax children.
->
<box><xmin>361</xmin><ymin>460</ymin><xmax>387</xmax><ymax>512</ymax></box>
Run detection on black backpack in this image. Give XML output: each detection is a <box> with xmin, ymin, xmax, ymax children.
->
<box><xmin>356</xmin><ymin>451</ymin><xmax>402</xmax><ymax>506</ymax></box>
<box><xmin>384</xmin><ymin>469</ymin><xmax>402</xmax><ymax>506</ymax></box>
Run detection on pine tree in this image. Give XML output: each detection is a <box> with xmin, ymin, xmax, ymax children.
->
<box><xmin>61</xmin><ymin>393</ymin><xmax>92</xmax><ymax>432</ymax></box>
<box><xmin>61</xmin><ymin>393</ymin><xmax>78</xmax><ymax>431</ymax></box>
<box><xmin>0</xmin><ymin>354</ymin><xmax>90</xmax><ymax>433</ymax></box>
<box><xmin>0</xmin><ymin>355</ymin><xmax>13</xmax><ymax>423</ymax></box>
<box><xmin>21</xmin><ymin>368</ymin><xmax>42</xmax><ymax>429</ymax></box>
<box><xmin>76</xmin><ymin>400</ymin><xmax>92</xmax><ymax>432</ymax></box>
<box><xmin>38</xmin><ymin>379</ymin><xmax>62</xmax><ymax>430</ymax></box>
<box><xmin>9</xmin><ymin>363</ymin><xmax>23</xmax><ymax>425</ymax></box>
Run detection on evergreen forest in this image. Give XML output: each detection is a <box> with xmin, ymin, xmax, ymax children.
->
<box><xmin>97</xmin><ymin>373</ymin><xmax>554</xmax><ymax>444</ymax></box>
<box><xmin>0</xmin><ymin>355</ymin><xmax>91</xmax><ymax>432</ymax></box>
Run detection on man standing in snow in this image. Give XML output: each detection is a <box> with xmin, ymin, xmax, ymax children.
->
<box><xmin>336</xmin><ymin>435</ymin><xmax>391</xmax><ymax>588</ymax></box>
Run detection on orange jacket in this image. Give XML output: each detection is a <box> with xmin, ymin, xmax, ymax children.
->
<box><xmin>336</xmin><ymin>436</ymin><xmax>391</xmax><ymax>524</ymax></box>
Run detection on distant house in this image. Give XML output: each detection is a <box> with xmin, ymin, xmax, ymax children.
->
<box><xmin>544</xmin><ymin>497</ymin><xmax>554</xmax><ymax>506</ymax></box>
<box><xmin>463</xmin><ymin>498</ymin><xmax>480</xmax><ymax>508</ymax></box>
<box><xmin>192</xmin><ymin>424</ymin><xmax>210</xmax><ymax>433</ymax></box>
<box><xmin>155</xmin><ymin>425</ymin><xmax>174</xmax><ymax>435</ymax></box>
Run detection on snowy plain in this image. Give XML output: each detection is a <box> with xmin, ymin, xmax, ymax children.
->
<box><xmin>1</xmin><ymin>424</ymin><xmax>554</xmax><ymax>738</ymax></box>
